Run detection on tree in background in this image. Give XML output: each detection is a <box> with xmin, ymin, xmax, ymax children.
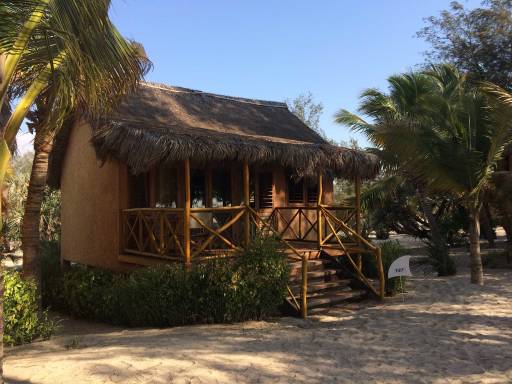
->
<box><xmin>418</xmin><ymin>0</ymin><xmax>512</xmax><ymax>247</ymax></box>
<box><xmin>286</xmin><ymin>92</ymin><xmax>325</xmax><ymax>138</ymax></box>
<box><xmin>2</xmin><ymin>152</ymin><xmax>60</xmax><ymax>253</ymax></box>
<box><xmin>418</xmin><ymin>0</ymin><xmax>512</xmax><ymax>89</ymax></box>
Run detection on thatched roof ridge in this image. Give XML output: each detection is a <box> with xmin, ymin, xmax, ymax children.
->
<box><xmin>49</xmin><ymin>83</ymin><xmax>380</xmax><ymax>187</ymax></box>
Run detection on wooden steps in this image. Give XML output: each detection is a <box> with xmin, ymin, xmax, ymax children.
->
<box><xmin>286</xmin><ymin>255</ymin><xmax>369</xmax><ymax>315</ymax></box>
<box><xmin>307</xmin><ymin>290</ymin><xmax>367</xmax><ymax>314</ymax></box>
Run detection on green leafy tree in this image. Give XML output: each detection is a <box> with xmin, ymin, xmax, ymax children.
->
<box><xmin>418</xmin><ymin>0</ymin><xmax>512</xmax><ymax>89</ymax></box>
<box><xmin>286</xmin><ymin>92</ymin><xmax>325</xmax><ymax>137</ymax></box>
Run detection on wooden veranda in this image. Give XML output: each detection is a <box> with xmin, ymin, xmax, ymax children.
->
<box><xmin>120</xmin><ymin>160</ymin><xmax>385</xmax><ymax>318</ymax></box>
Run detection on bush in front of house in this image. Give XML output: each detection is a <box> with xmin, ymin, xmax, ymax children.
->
<box><xmin>4</xmin><ymin>270</ymin><xmax>57</xmax><ymax>346</ymax></box>
<box><xmin>363</xmin><ymin>240</ymin><xmax>407</xmax><ymax>296</ymax></box>
<box><xmin>42</xmin><ymin>236</ymin><xmax>289</xmax><ymax>327</ymax></box>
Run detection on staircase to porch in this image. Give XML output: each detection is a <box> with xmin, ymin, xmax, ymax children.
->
<box><xmin>284</xmin><ymin>247</ymin><xmax>372</xmax><ymax>316</ymax></box>
<box><xmin>251</xmin><ymin>205</ymin><xmax>384</xmax><ymax>317</ymax></box>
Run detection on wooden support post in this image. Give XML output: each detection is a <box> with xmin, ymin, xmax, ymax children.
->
<box><xmin>301</xmin><ymin>255</ymin><xmax>308</xmax><ymax>319</ymax></box>
<box><xmin>243</xmin><ymin>161</ymin><xmax>251</xmax><ymax>247</ymax></box>
<box><xmin>159</xmin><ymin>211</ymin><xmax>165</xmax><ymax>255</ymax></box>
<box><xmin>355</xmin><ymin>176</ymin><xmax>362</xmax><ymax>271</ymax></box>
<box><xmin>317</xmin><ymin>174</ymin><xmax>323</xmax><ymax>249</ymax></box>
<box><xmin>183</xmin><ymin>159</ymin><xmax>191</xmax><ymax>265</ymax></box>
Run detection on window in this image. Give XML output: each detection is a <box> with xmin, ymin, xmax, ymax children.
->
<box><xmin>287</xmin><ymin>177</ymin><xmax>304</xmax><ymax>204</ymax></box>
<box><xmin>155</xmin><ymin>167</ymin><xmax>178</xmax><ymax>208</ymax></box>
<box><xmin>307</xmin><ymin>182</ymin><xmax>319</xmax><ymax>204</ymax></box>
<box><xmin>129</xmin><ymin>172</ymin><xmax>149</xmax><ymax>208</ymax></box>
<box><xmin>191</xmin><ymin>169</ymin><xmax>206</xmax><ymax>208</ymax></box>
<box><xmin>212</xmin><ymin>170</ymin><xmax>231</xmax><ymax>207</ymax></box>
<box><xmin>249</xmin><ymin>171</ymin><xmax>256</xmax><ymax>208</ymax></box>
<box><xmin>258</xmin><ymin>172</ymin><xmax>273</xmax><ymax>208</ymax></box>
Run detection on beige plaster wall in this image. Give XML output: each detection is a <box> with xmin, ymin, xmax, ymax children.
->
<box><xmin>60</xmin><ymin>121</ymin><xmax>124</xmax><ymax>270</ymax></box>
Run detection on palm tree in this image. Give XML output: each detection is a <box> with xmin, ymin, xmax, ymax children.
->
<box><xmin>0</xmin><ymin>0</ymin><xmax>148</xmax><ymax>190</ymax></box>
<box><xmin>0</xmin><ymin>1</ymin><xmax>150</xmax><ymax>281</ymax></box>
<box><xmin>0</xmin><ymin>2</ymin><xmax>150</xmax><ymax>379</ymax></box>
<box><xmin>337</xmin><ymin>65</ymin><xmax>512</xmax><ymax>284</ymax></box>
<box><xmin>336</xmin><ymin>71</ymin><xmax>454</xmax><ymax>275</ymax></box>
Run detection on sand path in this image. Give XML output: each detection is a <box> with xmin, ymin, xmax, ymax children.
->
<box><xmin>5</xmin><ymin>268</ymin><xmax>512</xmax><ymax>384</ymax></box>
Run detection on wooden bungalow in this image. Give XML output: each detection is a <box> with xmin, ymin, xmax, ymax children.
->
<box><xmin>49</xmin><ymin>82</ymin><xmax>384</xmax><ymax>317</ymax></box>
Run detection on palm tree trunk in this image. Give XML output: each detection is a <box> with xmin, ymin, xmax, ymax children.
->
<box><xmin>0</xmin><ymin>268</ymin><xmax>3</xmax><ymax>384</ymax></box>
<box><xmin>481</xmin><ymin>202</ymin><xmax>495</xmax><ymax>248</ymax></box>
<box><xmin>0</xmin><ymin>52</ymin><xmax>6</xmax><ymax>384</ymax></box>
<box><xmin>416</xmin><ymin>188</ymin><xmax>445</xmax><ymax>248</ymax></box>
<box><xmin>469</xmin><ymin>205</ymin><xmax>484</xmax><ymax>285</ymax></box>
<box><xmin>21</xmin><ymin>129</ymin><xmax>54</xmax><ymax>289</ymax></box>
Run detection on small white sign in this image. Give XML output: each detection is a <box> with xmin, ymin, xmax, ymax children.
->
<box><xmin>388</xmin><ymin>256</ymin><xmax>413</xmax><ymax>279</ymax></box>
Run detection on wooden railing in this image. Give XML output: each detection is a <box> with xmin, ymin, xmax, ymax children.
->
<box><xmin>321</xmin><ymin>206</ymin><xmax>385</xmax><ymax>299</ymax></box>
<box><xmin>189</xmin><ymin>206</ymin><xmax>246</xmax><ymax>260</ymax></box>
<box><xmin>121</xmin><ymin>203</ymin><xmax>384</xmax><ymax>317</ymax></box>
<box><xmin>268</xmin><ymin>206</ymin><xmax>318</xmax><ymax>241</ymax></box>
<box><xmin>122</xmin><ymin>208</ymin><xmax>184</xmax><ymax>261</ymax></box>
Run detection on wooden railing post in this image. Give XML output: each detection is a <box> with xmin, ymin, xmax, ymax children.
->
<box><xmin>355</xmin><ymin>176</ymin><xmax>362</xmax><ymax>271</ymax></box>
<box><xmin>243</xmin><ymin>161</ymin><xmax>250</xmax><ymax>247</ymax></box>
<box><xmin>301</xmin><ymin>255</ymin><xmax>308</xmax><ymax>318</ymax></box>
<box><xmin>317</xmin><ymin>174</ymin><xmax>323</xmax><ymax>249</ymax></box>
<box><xmin>183</xmin><ymin>159</ymin><xmax>191</xmax><ymax>265</ymax></box>
<box><xmin>376</xmin><ymin>247</ymin><xmax>385</xmax><ymax>300</ymax></box>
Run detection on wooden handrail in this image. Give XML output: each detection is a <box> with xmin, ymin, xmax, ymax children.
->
<box><xmin>321</xmin><ymin>207</ymin><xmax>384</xmax><ymax>300</ymax></box>
<box><xmin>122</xmin><ymin>207</ymin><xmax>184</xmax><ymax>213</ymax></box>
<box><xmin>320</xmin><ymin>205</ymin><xmax>356</xmax><ymax>210</ymax></box>
<box><xmin>190</xmin><ymin>205</ymin><xmax>245</xmax><ymax>213</ymax></box>
<box><xmin>323</xmin><ymin>213</ymin><xmax>380</xmax><ymax>298</ymax></box>
<box><xmin>321</xmin><ymin>207</ymin><xmax>377</xmax><ymax>251</ymax></box>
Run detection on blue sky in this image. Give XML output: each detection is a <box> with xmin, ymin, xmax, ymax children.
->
<box><xmin>16</xmin><ymin>0</ymin><xmax>483</xmax><ymax>151</ymax></box>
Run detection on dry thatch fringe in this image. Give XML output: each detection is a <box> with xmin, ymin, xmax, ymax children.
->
<box><xmin>91</xmin><ymin>120</ymin><xmax>380</xmax><ymax>180</ymax></box>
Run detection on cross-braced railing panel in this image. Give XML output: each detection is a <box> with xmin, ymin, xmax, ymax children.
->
<box><xmin>320</xmin><ymin>207</ymin><xmax>385</xmax><ymax>299</ymax></box>
<box><xmin>268</xmin><ymin>207</ymin><xmax>319</xmax><ymax>242</ymax></box>
<box><xmin>122</xmin><ymin>208</ymin><xmax>184</xmax><ymax>260</ymax></box>
<box><xmin>189</xmin><ymin>206</ymin><xmax>246</xmax><ymax>259</ymax></box>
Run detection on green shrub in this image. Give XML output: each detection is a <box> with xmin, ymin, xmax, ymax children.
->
<box><xmin>375</xmin><ymin>223</ymin><xmax>390</xmax><ymax>240</ymax></box>
<box><xmin>42</xmin><ymin>236</ymin><xmax>289</xmax><ymax>327</ymax></box>
<box><xmin>380</xmin><ymin>240</ymin><xmax>407</xmax><ymax>295</ymax></box>
<box><xmin>4</xmin><ymin>271</ymin><xmax>57</xmax><ymax>346</ymax></box>
<box><xmin>3</xmin><ymin>153</ymin><xmax>61</xmax><ymax>252</ymax></box>
<box><xmin>363</xmin><ymin>240</ymin><xmax>407</xmax><ymax>296</ymax></box>
<box><xmin>482</xmin><ymin>249</ymin><xmax>512</xmax><ymax>269</ymax></box>
<box><xmin>426</xmin><ymin>240</ymin><xmax>456</xmax><ymax>276</ymax></box>
<box><xmin>40</xmin><ymin>240</ymin><xmax>64</xmax><ymax>308</ymax></box>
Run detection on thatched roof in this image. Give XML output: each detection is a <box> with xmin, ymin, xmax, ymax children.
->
<box><xmin>49</xmin><ymin>82</ymin><xmax>379</xmax><ymax>187</ymax></box>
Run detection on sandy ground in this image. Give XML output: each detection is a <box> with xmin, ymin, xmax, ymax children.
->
<box><xmin>5</xmin><ymin>261</ymin><xmax>512</xmax><ymax>384</ymax></box>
